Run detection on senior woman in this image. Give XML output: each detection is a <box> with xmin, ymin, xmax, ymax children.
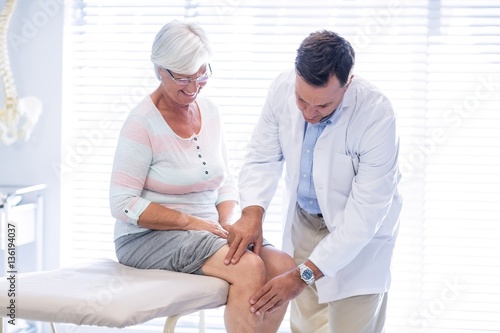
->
<box><xmin>109</xmin><ymin>20</ymin><xmax>296</xmax><ymax>332</ymax></box>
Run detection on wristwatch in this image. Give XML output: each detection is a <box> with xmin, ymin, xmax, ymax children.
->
<box><xmin>298</xmin><ymin>263</ymin><xmax>315</xmax><ymax>285</ymax></box>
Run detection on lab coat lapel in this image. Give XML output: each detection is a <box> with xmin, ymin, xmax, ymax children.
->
<box><xmin>288</xmin><ymin>94</ymin><xmax>305</xmax><ymax>154</ymax></box>
<box><xmin>318</xmin><ymin>78</ymin><xmax>357</xmax><ymax>138</ymax></box>
<box><xmin>286</xmin><ymin>94</ymin><xmax>305</xmax><ymax>199</ymax></box>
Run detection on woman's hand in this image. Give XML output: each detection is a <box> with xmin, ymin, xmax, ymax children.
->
<box><xmin>136</xmin><ymin>202</ymin><xmax>229</xmax><ymax>239</ymax></box>
<box><xmin>188</xmin><ymin>216</ymin><xmax>228</xmax><ymax>239</ymax></box>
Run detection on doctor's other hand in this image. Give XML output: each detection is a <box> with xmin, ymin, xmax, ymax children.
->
<box><xmin>249</xmin><ymin>268</ymin><xmax>306</xmax><ymax>316</ymax></box>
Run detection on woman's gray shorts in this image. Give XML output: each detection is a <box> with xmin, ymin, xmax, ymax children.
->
<box><xmin>115</xmin><ymin>229</ymin><xmax>227</xmax><ymax>275</ymax></box>
<box><xmin>115</xmin><ymin>229</ymin><xmax>272</xmax><ymax>275</ymax></box>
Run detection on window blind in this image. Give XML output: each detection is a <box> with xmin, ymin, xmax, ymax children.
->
<box><xmin>61</xmin><ymin>1</ymin><xmax>500</xmax><ymax>332</ymax></box>
<box><xmin>417</xmin><ymin>1</ymin><xmax>500</xmax><ymax>332</ymax></box>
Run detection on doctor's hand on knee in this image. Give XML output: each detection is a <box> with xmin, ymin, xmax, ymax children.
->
<box><xmin>224</xmin><ymin>206</ymin><xmax>265</xmax><ymax>265</ymax></box>
<box><xmin>249</xmin><ymin>267</ymin><xmax>307</xmax><ymax>316</ymax></box>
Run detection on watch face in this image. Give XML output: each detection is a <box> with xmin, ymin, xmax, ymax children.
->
<box><xmin>302</xmin><ymin>268</ymin><xmax>313</xmax><ymax>280</ymax></box>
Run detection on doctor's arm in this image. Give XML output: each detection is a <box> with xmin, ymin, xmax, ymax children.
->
<box><xmin>310</xmin><ymin>108</ymin><xmax>401</xmax><ymax>277</ymax></box>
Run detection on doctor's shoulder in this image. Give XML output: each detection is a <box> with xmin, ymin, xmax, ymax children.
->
<box><xmin>351</xmin><ymin>76</ymin><xmax>395</xmax><ymax>118</ymax></box>
<box><xmin>267</xmin><ymin>69</ymin><xmax>296</xmax><ymax>98</ymax></box>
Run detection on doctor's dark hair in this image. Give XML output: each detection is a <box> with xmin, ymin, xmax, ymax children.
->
<box><xmin>295</xmin><ymin>30</ymin><xmax>355</xmax><ymax>87</ymax></box>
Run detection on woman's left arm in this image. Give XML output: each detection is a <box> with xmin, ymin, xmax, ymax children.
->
<box><xmin>217</xmin><ymin>200</ymin><xmax>239</xmax><ymax>230</ymax></box>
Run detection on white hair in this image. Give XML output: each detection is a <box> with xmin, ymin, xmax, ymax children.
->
<box><xmin>151</xmin><ymin>20</ymin><xmax>213</xmax><ymax>80</ymax></box>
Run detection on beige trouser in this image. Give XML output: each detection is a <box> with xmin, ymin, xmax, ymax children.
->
<box><xmin>291</xmin><ymin>204</ymin><xmax>387</xmax><ymax>333</ymax></box>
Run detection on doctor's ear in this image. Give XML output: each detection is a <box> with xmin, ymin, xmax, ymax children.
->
<box><xmin>345</xmin><ymin>74</ymin><xmax>354</xmax><ymax>89</ymax></box>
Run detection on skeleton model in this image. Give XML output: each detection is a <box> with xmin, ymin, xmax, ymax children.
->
<box><xmin>0</xmin><ymin>0</ymin><xmax>42</xmax><ymax>145</ymax></box>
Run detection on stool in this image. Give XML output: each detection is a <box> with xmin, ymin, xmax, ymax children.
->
<box><xmin>0</xmin><ymin>258</ymin><xmax>229</xmax><ymax>332</ymax></box>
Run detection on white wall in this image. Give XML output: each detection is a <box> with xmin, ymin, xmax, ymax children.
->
<box><xmin>0</xmin><ymin>0</ymin><xmax>64</xmax><ymax>270</ymax></box>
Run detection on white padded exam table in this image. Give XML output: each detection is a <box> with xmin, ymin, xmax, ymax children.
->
<box><xmin>0</xmin><ymin>259</ymin><xmax>229</xmax><ymax>332</ymax></box>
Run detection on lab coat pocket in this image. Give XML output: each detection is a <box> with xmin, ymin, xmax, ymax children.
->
<box><xmin>331</xmin><ymin>153</ymin><xmax>356</xmax><ymax>196</ymax></box>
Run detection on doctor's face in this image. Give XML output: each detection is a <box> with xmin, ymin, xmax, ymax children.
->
<box><xmin>294</xmin><ymin>74</ymin><xmax>351</xmax><ymax>124</ymax></box>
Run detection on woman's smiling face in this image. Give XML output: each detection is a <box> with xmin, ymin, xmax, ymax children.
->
<box><xmin>160</xmin><ymin>64</ymin><xmax>210</xmax><ymax>105</ymax></box>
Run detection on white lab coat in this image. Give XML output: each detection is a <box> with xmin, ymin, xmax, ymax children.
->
<box><xmin>239</xmin><ymin>70</ymin><xmax>403</xmax><ymax>303</ymax></box>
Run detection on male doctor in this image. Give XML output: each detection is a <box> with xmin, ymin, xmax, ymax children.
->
<box><xmin>225</xmin><ymin>30</ymin><xmax>403</xmax><ymax>333</ymax></box>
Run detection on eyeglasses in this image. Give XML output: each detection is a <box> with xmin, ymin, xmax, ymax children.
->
<box><xmin>162</xmin><ymin>64</ymin><xmax>212</xmax><ymax>86</ymax></box>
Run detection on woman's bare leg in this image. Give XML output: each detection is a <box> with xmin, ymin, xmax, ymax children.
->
<box><xmin>202</xmin><ymin>245</ymin><xmax>267</xmax><ymax>333</ymax></box>
<box><xmin>259</xmin><ymin>246</ymin><xmax>297</xmax><ymax>332</ymax></box>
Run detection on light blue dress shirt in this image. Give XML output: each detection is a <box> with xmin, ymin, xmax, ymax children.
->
<box><xmin>297</xmin><ymin>99</ymin><xmax>344</xmax><ymax>214</ymax></box>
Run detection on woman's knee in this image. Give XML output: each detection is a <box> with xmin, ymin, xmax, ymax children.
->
<box><xmin>260</xmin><ymin>247</ymin><xmax>297</xmax><ymax>278</ymax></box>
<box><xmin>237</xmin><ymin>251</ymin><xmax>267</xmax><ymax>285</ymax></box>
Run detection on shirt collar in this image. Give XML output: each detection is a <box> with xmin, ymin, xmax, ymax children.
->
<box><xmin>316</xmin><ymin>97</ymin><xmax>344</xmax><ymax>126</ymax></box>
